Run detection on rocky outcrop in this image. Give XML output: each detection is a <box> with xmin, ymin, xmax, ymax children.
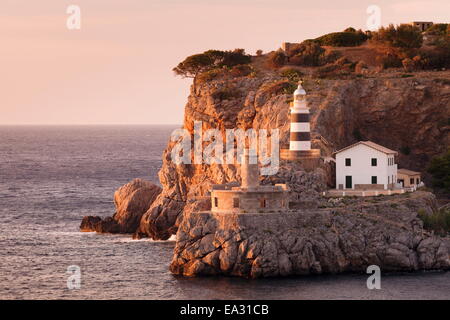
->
<box><xmin>80</xmin><ymin>179</ymin><xmax>161</xmax><ymax>234</ymax></box>
<box><xmin>170</xmin><ymin>191</ymin><xmax>449</xmax><ymax>278</ymax></box>
<box><xmin>138</xmin><ymin>72</ymin><xmax>449</xmax><ymax>240</ymax></box>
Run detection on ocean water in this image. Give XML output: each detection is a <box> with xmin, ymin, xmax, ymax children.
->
<box><xmin>0</xmin><ymin>125</ymin><xmax>448</xmax><ymax>300</ymax></box>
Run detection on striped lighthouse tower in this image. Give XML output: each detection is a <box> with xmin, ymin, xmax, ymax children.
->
<box><xmin>289</xmin><ymin>81</ymin><xmax>311</xmax><ymax>154</ymax></box>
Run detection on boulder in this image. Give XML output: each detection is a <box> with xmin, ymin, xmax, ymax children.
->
<box><xmin>80</xmin><ymin>179</ymin><xmax>161</xmax><ymax>234</ymax></box>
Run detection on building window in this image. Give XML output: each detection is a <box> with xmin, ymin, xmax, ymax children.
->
<box><xmin>345</xmin><ymin>158</ymin><xmax>351</xmax><ymax>166</ymax></box>
<box><xmin>388</xmin><ymin>176</ymin><xmax>390</xmax><ymax>184</ymax></box>
<box><xmin>233</xmin><ymin>198</ymin><xmax>239</xmax><ymax>208</ymax></box>
<box><xmin>410</xmin><ymin>178</ymin><xmax>415</xmax><ymax>185</ymax></box>
<box><xmin>214</xmin><ymin>197</ymin><xmax>218</xmax><ymax>207</ymax></box>
<box><xmin>371</xmin><ymin>158</ymin><xmax>377</xmax><ymax>166</ymax></box>
<box><xmin>260</xmin><ymin>198</ymin><xmax>266</xmax><ymax>208</ymax></box>
<box><xmin>372</xmin><ymin>176</ymin><xmax>377</xmax><ymax>184</ymax></box>
<box><xmin>416</xmin><ymin>178</ymin><xmax>420</xmax><ymax>184</ymax></box>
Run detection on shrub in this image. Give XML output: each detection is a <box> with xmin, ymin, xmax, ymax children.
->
<box><xmin>266</xmin><ymin>51</ymin><xmax>287</xmax><ymax>69</ymax></box>
<box><xmin>280</xmin><ymin>68</ymin><xmax>303</xmax><ymax>83</ymax></box>
<box><xmin>256</xmin><ymin>49</ymin><xmax>263</xmax><ymax>56</ymax></box>
<box><xmin>418</xmin><ymin>208</ymin><xmax>450</xmax><ymax>236</ymax></box>
<box><xmin>322</xmin><ymin>50</ymin><xmax>341</xmax><ymax>64</ymax></box>
<box><xmin>197</xmin><ymin>68</ymin><xmax>226</xmax><ymax>82</ymax></box>
<box><xmin>173</xmin><ymin>49</ymin><xmax>251</xmax><ymax>78</ymax></box>
<box><xmin>289</xmin><ymin>41</ymin><xmax>326</xmax><ymax>66</ymax></box>
<box><xmin>425</xmin><ymin>23</ymin><xmax>448</xmax><ymax>35</ymax></box>
<box><xmin>315</xmin><ymin>31</ymin><xmax>368</xmax><ymax>47</ymax></box>
<box><xmin>377</xmin><ymin>53</ymin><xmax>403</xmax><ymax>68</ymax></box>
<box><xmin>419</xmin><ymin>36</ymin><xmax>450</xmax><ymax>69</ymax></box>
<box><xmin>261</xmin><ymin>80</ymin><xmax>297</xmax><ymax>96</ymax></box>
<box><xmin>173</xmin><ymin>53</ymin><xmax>215</xmax><ymax>78</ymax></box>
<box><xmin>402</xmin><ymin>58</ymin><xmax>415</xmax><ymax>71</ymax></box>
<box><xmin>372</xmin><ymin>24</ymin><xmax>423</xmax><ymax>48</ymax></box>
<box><xmin>427</xmin><ymin>149</ymin><xmax>450</xmax><ymax>194</ymax></box>
<box><xmin>229</xmin><ymin>64</ymin><xmax>253</xmax><ymax>77</ymax></box>
<box><xmin>352</xmin><ymin>128</ymin><xmax>364</xmax><ymax>141</ymax></box>
<box><xmin>400</xmin><ymin>146</ymin><xmax>411</xmax><ymax>155</ymax></box>
<box><xmin>221</xmin><ymin>48</ymin><xmax>252</xmax><ymax>66</ymax></box>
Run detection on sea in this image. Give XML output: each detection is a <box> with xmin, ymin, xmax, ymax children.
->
<box><xmin>0</xmin><ymin>125</ymin><xmax>448</xmax><ymax>300</ymax></box>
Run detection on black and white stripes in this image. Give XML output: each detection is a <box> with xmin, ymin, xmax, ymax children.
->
<box><xmin>289</xmin><ymin>83</ymin><xmax>311</xmax><ymax>152</ymax></box>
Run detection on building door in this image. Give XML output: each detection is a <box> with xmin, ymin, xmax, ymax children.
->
<box><xmin>345</xmin><ymin>176</ymin><xmax>352</xmax><ymax>189</ymax></box>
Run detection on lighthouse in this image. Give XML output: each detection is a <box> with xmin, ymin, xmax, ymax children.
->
<box><xmin>280</xmin><ymin>81</ymin><xmax>321</xmax><ymax>171</ymax></box>
<box><xmin>289</xmin><ymin>81</ymin><xmax>311</xmax><ymax>153</ymax></box>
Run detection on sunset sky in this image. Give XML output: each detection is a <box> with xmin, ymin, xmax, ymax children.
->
<box><xmin>1</xmin><ymin>0</ymin><xmax>449</xmax><ymax>125</ymax></box>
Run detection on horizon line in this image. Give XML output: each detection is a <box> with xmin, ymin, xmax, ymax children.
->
<box><xmin>0</xmin><ymin>123</ymin><xmax>182</xmax><ymax>126</ymax></box>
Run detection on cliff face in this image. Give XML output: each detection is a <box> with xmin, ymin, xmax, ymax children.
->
<box><xmin>170</xmin><ymin>192</ymin><xmax>450</xmax><ymax>278</ymax></box>
<box><xmin>137</xmin><ymin>71</ymin><xmax>450</xmax><ymax>240</ymax></box>
<box><xmin>311</xmin><ymin>76</ymin><xmax>450</xmax><ymax>171</ymax></box>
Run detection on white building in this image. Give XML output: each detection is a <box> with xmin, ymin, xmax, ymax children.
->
<box><xmin>334</xmin><ymin>141</ymin><xmax>398</xmax><ymax>190</ymax></box>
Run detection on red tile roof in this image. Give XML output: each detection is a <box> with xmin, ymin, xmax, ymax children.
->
<box><xmin>334</xmin><ymin>141</ymin><xmax>398</xmax><ymax>155</ymax></box>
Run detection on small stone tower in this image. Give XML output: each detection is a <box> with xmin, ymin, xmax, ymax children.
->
<box><xmin>240</xmin><ymin>149</ymin><xmax>259</xmax><ymax>189</ymax></box>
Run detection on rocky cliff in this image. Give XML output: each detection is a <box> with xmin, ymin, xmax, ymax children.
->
<box><xmin>170</xmin><ymin>191</ymin><xmax>450</xmax><ymax>278</ymax></box>
<box><xmin>79</xmin><ymin>66</ymin><xmax>449</xmax><ymax>244</ymax></box>
<box><xmin>136</xmin><ymin>71</ymin><xmax>449</xmax><ymax>240</ymax></box>
<box><xmin>78</xmin><ymin>60</ymin><xmax>449</xmax><ymax>277</ymax></box>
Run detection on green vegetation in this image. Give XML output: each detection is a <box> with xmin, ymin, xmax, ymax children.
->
<box><xmin>266</xmin><ymin>51</ymin><xmax>287</xmax><ymax>69</ymax></box>
<box><xmin>425</xmin><ymin>23</ymin><xmax>449</xmax><ymax>35</ymax></box>
<box><xmin>196</xmin><ymin>68</ymin><xmax>226</xmax><ymax>82</ymax></box>
<box><xmin>229</xmin><ymin>64</ymin><xmax>253</xmax><ymax>77</ymax></box>
<box><xmin>427</xmin><ymin>150</ymin><xmax>450</xmax><ymax>194</ymax></box>
<box><xmin>279</xmin><ymin>68</ymin><xmax>303</xmax><ymax>83</ymax></box>
<box><xmin>372</xmin><ymin>24</ymin><xmax>423</xmax><ymax>48</ymax></box>
<box><xmin>289</xmin><ymin>41</ymin><xmax>326</xmax><ymax>66</ymax></box>
<box><xmin>315</xmin><ymin>30</ymin><xmax>368</xmax><ymax>47</ymax></box>
<box><xmin>424</xmin><ymin>35</ymin><xmax>450</xmax><ymax>69</ymax></box>
<box><xmin>315</xmin><ymin>56</ymin><xmax>355</xmax><ymax>79</ymax></box>
<box><xmin>261</xmin><ymin>79</ymin><xmax>297</xmax><ymax>96</ymax></box>
<box><xmin>352</xmin><ymin>128</ymin><xmax>364</xmax><ymax>141</ymax></box>
<box><xmin>418</xmin><ymin>207</ymin><xmax>450</xmax><ymax>236</ymax></box>
<box><xmin>400</xmin><ymin>146</ymin><xmax>411</xmax><ymax>155</ymax></box>
<box><xmin>173</xmin><ymin>49</ymin><xmax>251</xmax><ymax>79</ymax></box>
<box><xmin>344</xmin><ymin>27</ymin><xmax>356</xmax><ymax>33</ymax></box>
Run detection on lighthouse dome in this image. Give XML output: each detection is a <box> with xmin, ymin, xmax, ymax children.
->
<box><xmin>293</xmin><ymin>82</ymin><xmax>306</xmax><ymax>101</ymax></box>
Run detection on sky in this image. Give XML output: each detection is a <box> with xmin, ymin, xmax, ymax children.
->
<box><xmin>1</xmin><ymin>0</ymin><xmax>449</xmax><ymax>125</ymax></box>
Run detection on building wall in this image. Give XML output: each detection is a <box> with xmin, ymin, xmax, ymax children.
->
<box><xmin>411</xmin><ymin>21</ymin><xmax>433</xmax><ymax>32</ymax></box>
<box><xmin>336</xmin><ymin>144</ymin><xmax>397</xmax><ymax>190</ymax></box>
<box><xmin>397</xmin><ymin>173</ymin><xmax>421</xmax><ymax>187</ymax></box>
<box><xmin>211</xmin><ymin>190</ymin><xmax>288</xmax><ymax>214</ymax></box>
